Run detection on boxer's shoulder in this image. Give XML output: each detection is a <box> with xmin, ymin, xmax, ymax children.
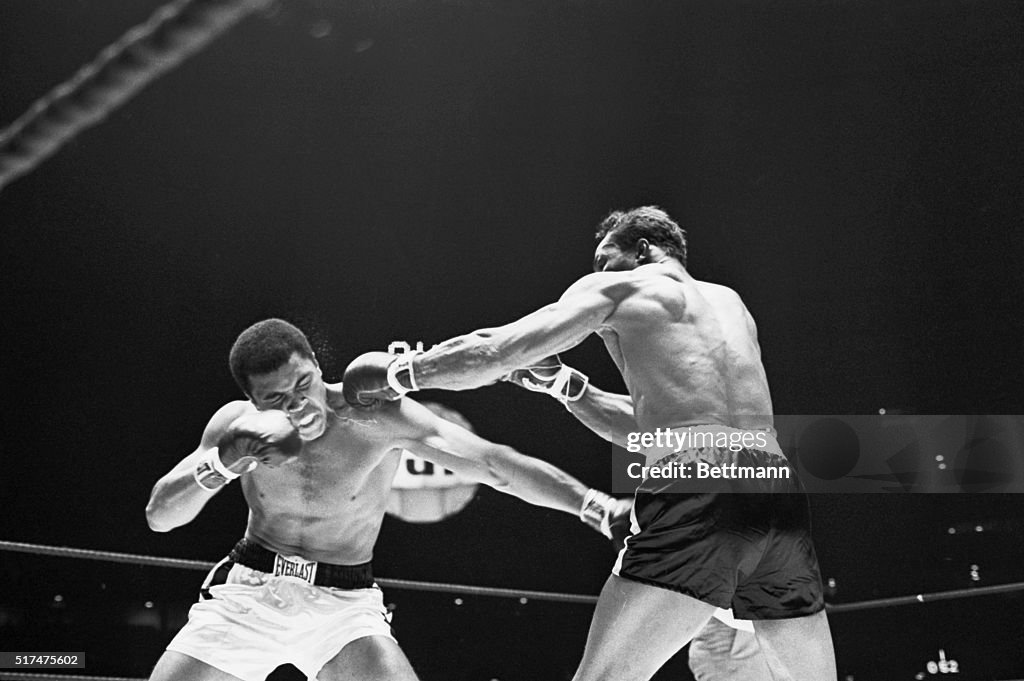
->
<box><xmin>593</xmin><ymin>269</ymin><xmax>690</xmax><ymax>320</ymax></box>
<box><xmin>324</xmin><ymin>384</ymin><xmax>408</xmax><ymax>435</ymax></box>
<box><xmin>324</xmin><ymin>382</ymin><xmax>347</xmax><ymax>409</ymax></box>
<box><xmin>692</xmin><ymin>278</ymin><xmax>744</xmax><ymax>305</ymax></box>
<box><xmin>207</xmin><ymin>400</ymin><xmax>257</xmax><ymax>430</ymax></box>
<box><xmin>562</xmin><ymin>269</ymin><xmax>651</xmax><ymax>305</ymax></box>
<box><xmin>194</xmin><ymin>400</ymin><xmax>256</xmax><ymax>449</ymax></box>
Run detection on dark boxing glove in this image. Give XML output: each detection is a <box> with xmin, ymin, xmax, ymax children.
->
<box><xmin>219</xmin><ymin>410</ymin><xmax>302</xmax><ymax>469</ymax></box>
<box><xmin>343</xmin><ymin>351</ymin><xmax>418</xmax><ymax>407</ymax></box>
<box><xmin>195</xmin><ymin>410</ymin><xmax>301</xmax><ymax>490</ymax></box>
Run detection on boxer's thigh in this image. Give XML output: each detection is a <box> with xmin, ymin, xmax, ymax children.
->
<box><xmin>318</xmin><ymin>635</ymin><xmax>419</xmax><ymax>681</ymax></box>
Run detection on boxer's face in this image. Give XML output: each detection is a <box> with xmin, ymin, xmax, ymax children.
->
<box><xmin>247</xmin><ymin>352</ymin><xmax>329</xmax><ymax>441</ymax></box>
<box><xmin>593</xmin><ymin>234</ymin><xmax>639</xmax><ymax>273</ymax></box>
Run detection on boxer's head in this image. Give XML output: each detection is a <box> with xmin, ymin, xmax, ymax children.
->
<box><xmin>230</xmin><ymin>319</ymin><xmax>329</xmax><ymax>440</ymax></box>
<box><xmin>593</xmin><ymin>206</ymin><xmax>687</xmax><ymax>272</ymax></box>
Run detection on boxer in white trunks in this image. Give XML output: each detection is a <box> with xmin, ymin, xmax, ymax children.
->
<box><xmin>145</xmin><ymin>318</ymin><xmax>628</xmax><ymax>681</ymax></box>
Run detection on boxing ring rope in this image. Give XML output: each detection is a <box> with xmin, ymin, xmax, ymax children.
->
<box><xmin>0</xmin><ymin>540</ymin><xmax>597</xmax><ymax>605</ymax></box>
<box><xmin>3</xmin><ymin>539</ymin><xmax>1023</xmax><ymax>612</ymax></box>
<box><xmin>0</xmin><ymin>675</ymin><xmax>139</xmax><ymax>681</ymax></box>
<box><xmin>825</xmin><ymin>581</ymin><xmax>1024</xmax><ymax>614</ymax></box>
<box><xmin>0</xmin><ymin>0</ymin><xmax>269</xmax><ymax>192</ymax></box>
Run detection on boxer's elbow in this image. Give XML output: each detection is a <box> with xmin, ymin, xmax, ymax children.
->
<box><xmin>146</xmin><ymin>505</ymin><xmax>175</xmax><ymax>533</ymax></box>
<box><xmin>147</xmin><ymin>520</ymin><xmax>174</xmax><ymax>533</ymax></box>
<box><xmin>145</xmin><ymin>486</ymin><xmax>184</xmax><ymax>532</ymax></box>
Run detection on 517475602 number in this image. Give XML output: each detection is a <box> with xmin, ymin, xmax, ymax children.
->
<box><xmin>0</xmin><ymin>652</ymin><xmax>85</xmax><ymax>668</ymax></box>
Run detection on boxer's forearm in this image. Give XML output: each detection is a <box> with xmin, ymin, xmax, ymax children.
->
<box><xmin>146</xmin><ymin>472</ymin><xmax>216</xmax><ymax>531</ymax></box>
<box><xmin>145</xmin><ymin>451</ymin><xmax>225</xmax><ymax>532</ymax></box>
<box><xmin>485</xmin><ymin>445</ymin><xmax>590</xmax><ymax>515</ymax></box>
<box><xmin>566</xmin><ymin>386</ymin><xmax>638</xmax><ymax>450</ymax></box>
<box><xmin>413</xmin><ymin>329</ymin><xmax>519</xmax><ymax>390</ymax></box>
<box><xmin>146</xmin><ymin>401</ymin><xmax>259</xmax><ymax>532</ymax></box>
<box><xmin>413</xmin><ymin>293</ymin><xmax>611</xmax><ymax>391</ymax></box>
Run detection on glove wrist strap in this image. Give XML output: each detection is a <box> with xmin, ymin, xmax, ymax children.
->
<box><xmin>551</xmin><ymin>365</ymin><xmax>589</xmax><ymax>405</ymax></box>
<box><xmin>194</xmin><ymin>447</ymin><xmax>237</xmax><ymax>491</ymax></box>
<box><xmin>387</xmin><ymin>351</ymin><xmax>420</xmax><ymax>395</ymax></box>
<box><xmin>517</xmin><ymin>364</ymin><xmax>588</xmax><ymax>404</ymax></box>
<box><xmin>579</xmin><ymin>488</ymin><xmax>614</xmax><ymax>538</ymax></box>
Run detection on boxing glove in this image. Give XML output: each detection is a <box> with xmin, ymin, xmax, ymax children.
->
<box><xmin>504</xmin><ymin>355</ymin><xmax>588</xmax><ymax>405</ymax></box>
<box><xmin>581</xmin><ymin>489</ymin><xmax>633</xmax><ymax>551</ymax></box>
<box><xmin>218</xmin><ymin>409</ymin><xmax>302</xmax><ymax>470</ymax></box>
<box><xmin>343</xmin><ymin>351</ymin><xmax>415</xmax><ymax>407</ymax></box>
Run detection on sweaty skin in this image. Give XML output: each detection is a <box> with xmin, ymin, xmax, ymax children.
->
<box><xmin>411</xmin><ymin>242</ymin><xmax>773</xmax><ymax>436</ymax></box>
<box><xmin>235</xmin><ymin>392</ymin><xmax>406</xmax><ymax>564</ymax></box>
<box><xmin>589</xmin><ymin>264</ymin><xmax>772</xmax><ymax>435</ymax></box>
<box><xmin>146</xmin><ymin>353</ymin><xmax>589</xmax><ymax>565</ymax></box>
<box><xmin>395</xmin><ymin>234</ymin><xmax>837</xmax><ymax>681</ymax></box>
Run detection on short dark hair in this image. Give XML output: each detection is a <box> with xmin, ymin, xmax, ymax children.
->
<box><xmin>594</xmin><ymin>206</ymin><xmax>688</xmax><ymax>266</ymax></box>
<box><xmin>229</xmin><ymin>318</ymin><xmax>314</xmax><ymax>395</ymax></box>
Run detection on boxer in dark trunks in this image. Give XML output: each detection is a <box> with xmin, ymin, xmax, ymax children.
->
<box><xmin>343</xmin><ymin>206</ymin><xmax>837</xmax><ymax>680</ymax></box>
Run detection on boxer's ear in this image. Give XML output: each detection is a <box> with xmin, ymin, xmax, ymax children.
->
<box><xmin>636</xmin><ymin>238</ymin><xmax>651</xmax><ymax>264</ymax></box>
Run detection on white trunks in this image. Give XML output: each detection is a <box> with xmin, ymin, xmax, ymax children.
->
<box><xmin>166</xmin><ymin>557</ymin><xmax>395</xmax><ymax>681</ymax></box>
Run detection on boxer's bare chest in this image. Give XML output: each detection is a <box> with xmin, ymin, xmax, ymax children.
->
<box><xmin>243</xmin><ymin>412</ymin><xmax>400</xmax><ymax>520</ymax></box>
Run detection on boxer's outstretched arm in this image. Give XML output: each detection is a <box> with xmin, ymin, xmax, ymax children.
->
<box><xmin>413</xmin><ymin>272</ymin><xmax>636</xmax><ymax>391</ymax></box>
<box><xmin>393</xmin><ymin>399</ymin><xmax>588</xmax><ymax>515</ymax></box>
<box><xmin>504</xmin><ymin>355</ymin><xmax>638</xmax><ymax>449</ymax></box>
<box><xmin>567</xmin><ymin>386</ymin><xmax>638</xmax><ymax>450</ymax></box>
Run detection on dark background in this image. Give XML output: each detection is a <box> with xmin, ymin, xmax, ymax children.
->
<box><xmin>1</xmin><ymin>1</ymin><xmax>1022</xmax><ymax>679</ymax></box>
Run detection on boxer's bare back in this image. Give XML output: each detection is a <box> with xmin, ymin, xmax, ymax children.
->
<box><xmin>589</xmin><ymin>259</ymin><xmax>775</xmax><ymax>434</ymax></box>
